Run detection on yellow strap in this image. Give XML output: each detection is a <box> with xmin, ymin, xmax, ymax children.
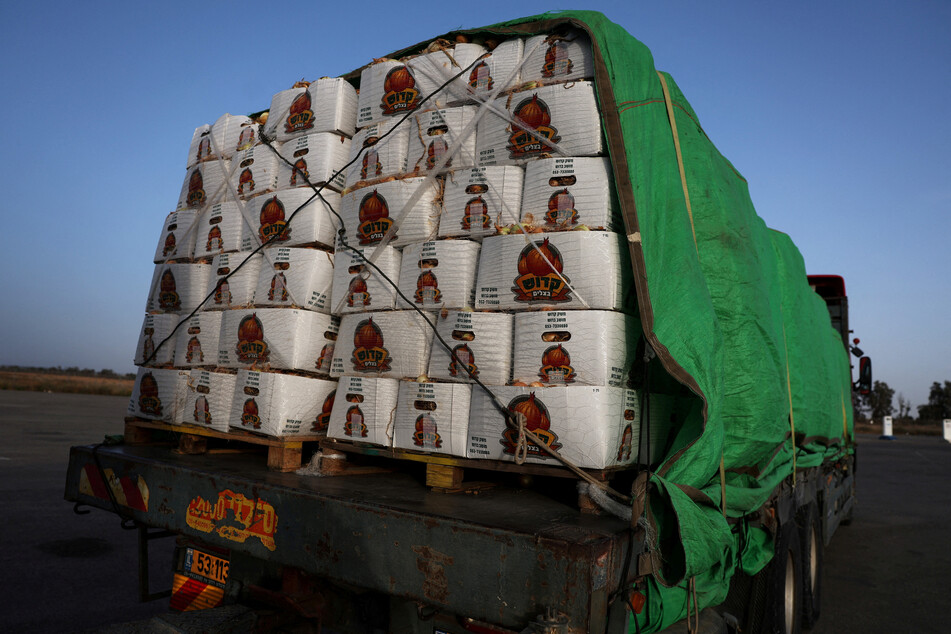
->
<box><xmin>781</xmin><ymin>323</ymin><xmax>797</xmax><ymax>485</ymax></box>
<box><xmin>656</xmin><ymin>71</ymin><xmax>699</xmax><ymax>256</ymax></box>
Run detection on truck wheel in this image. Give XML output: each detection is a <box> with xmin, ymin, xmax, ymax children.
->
<box><xmin>762</xmin><ymin>521</ymin><xmax>803</xmax><ymax>634</ymax></box>
<box><xmin>798</xmin><ymin>503</ymin><xmax>823</xmax><ymax>629</ymax></box>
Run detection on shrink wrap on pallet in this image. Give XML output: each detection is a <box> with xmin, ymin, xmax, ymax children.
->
<box><xmin>217</xmin><ymin>308</ymin><xmax>333</xmax><ymax>372</ymax></box>
<box><xmin>344</xmin><ymin>119</ymin><xmax>410</xmax><ymax>189</ymax></box>
<box><xmin>231</xmin><ymin>145</ymin><xmax>281</xmax><ymax>200</ymax></box>
<box><xmin>173</xmin><ymin>312</ymin><xmax>223</xmax><ymax>369</ymax></box>
<box><xmin>129</xmin><ymin>367</ymin><xmax>188</xmax><ymax>424</ymax></box>
<box><xmin>205</xmin><ymin>252</ymin><xmax>262</xmax><ymax>310</ymax></box>
<box><xmin>396</xmin><ymin>240</ymin><xmax>481</xmax><ymax>310</ymax></box>
<box><xmin>476</xmin><ymin>82</ymin><xmax>602</xmax><ymax>166</ymax></box>
<box><xmin>520</xmin><ymin>31</ymin><xmax>594</xmax><ymax>85</ymax></box>
<box><xmin>393</xmin><ymin>381</ymin><xmax>471</xmax><ymax>456</ymax></box>
<box><xmin>230</xmin><ymin>370</ymin><xmax>337</xmax><ymax>437</ymax></box>
<box><xmin>253</xmin><ymin>247</ymin><xmax>334</xmax><ymax>313</ymax></box>
<box><xmin>339</xmin><ymin>177</ymin><xmax>440</xmax><ymax>248</ymax></box>
<box><xmin>178</xmin><ymin>160</ymin><xmax>230</xmax><ymax>209</ymax></box>
<box><xmin>146</xmin><ymin>262</ymin><xmax>212</xmax><ymax>314</ymax></box>
<box><xmin>519</xmin><ymin>157</ymin><xmax>617</xmax><ymax>231</ymax></box>
<box><xmin>327</xmin><ymin>375</ymin><xmax>399</xmax><ymax>447</ymax></box>
<box><xmin>407</xmin><ymin>43</ymin><xmax>488</xmax><ymax>105</ymax></box>
<box><xmin>135</xmin><ymin>313</ymin><xmax>178</xmax><ymax>367</ymax></box>
<box><xmin>277</xmin><ymin>132</ymin><xmax>350</xmax><ymax>191</ymax></box>
<box><xmin>357</xmin><ymin>60</ymin><xmax>426</xmax><ymax>129</ymax></box>
<box><xmin>512</xmin><ymin>310</ymin><xmax>636</xmax><ymax>387</ymax></box>
<box><xmin>427</xmin><ymin>310</ymin><xmax>513</xmax><ymax>386</ymax></box>
<box><xmin>465</xmin><ymin>38</ymin><xmax>523</xmax><ymax>101</ymax></box>
<box><xmin>154</xmin><ymin>209</ymin><xmax>198</xmax><ymax>263</ymax></box>
<box><xmin>264</xmin><ymin>78</ymin><xmax>358</xmax><ymax>142</ymax></box>
<box><xmin>181</xmin><ymin>369</ymin><xmax>237</xmax><ymax>432</ymax></box>
<box><xmin>193</xmin><ymin>201</ymin><xmax>248</xmax><ymax>259</ymax></box>
<box><xmin>466</xmin><ymin>385</ymin><xmax>639</xmax><ymax>469</ymax></box>
<box><xmin>406</xmin><ymin>107</ymin><xmax>478</xmax><ymax>174</ymax></box>
<box><xmin>440</xmin><ymin>166</ymin><xmax>523</xmax><ymax>239</ymax></box>
<box><xmin>331</xmin><ymin>311</ymin><xmax>434</xmax><ymax>379</ymax></box>
<box><xmin>474</xmin><ymin>231</ymin><xmax>631</xmax><ymax>311</ymax></box>
<box><xmin>330</xmin><ymin>243</ymin><xmax>402</xmax><ymax>314</ymax></box>
<box><xmin>241</xmin><ymin>188</ymin><xmax>341</xmax><ymax>251</ymax></box>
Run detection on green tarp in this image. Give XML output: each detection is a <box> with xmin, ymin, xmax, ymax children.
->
<box><xmin>464</xmin><ymin>11</ymin><xmax>854</xmax><ymax>632</ymax></box>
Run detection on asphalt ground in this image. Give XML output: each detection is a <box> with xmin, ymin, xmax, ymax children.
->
<box><xmin>1</xmin><ymin>389</ymin><xmax>949</xmax><ymax>632</ymax></box>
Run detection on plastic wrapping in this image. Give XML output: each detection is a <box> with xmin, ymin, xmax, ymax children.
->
<box><xmin>475</xmin><ymin>231</ymin><xmax>632</xmax><ymax>311</ymax></box>
<box><xmin>440</xmin><ymin>166</ymin><xmax>523</xmax><ymax>239</ymax></box>
<box><xmin>252</xmin><ymin>247</ymin><xmax>334</xmax><ymax>313</ymax></box>
<box><xmin>205</xmin><ymin>252</ymin><xmax>262</xmax><ymax>310</ymax></box>
<box><xmin>406</xmin><ymin>107</ymin><xmax>477</xmax><ymax>174</ymax></box>
<box><xmin>512</xmin><ymin>310</ymin><xmax>637</xmax><ymax>386</ymax></box>
<box><xmin>393</xmin><ymin>381</ymin><xmax>471</xmax><ymax>456</ymax></box>
<box><xmin>135</xmin><ymin>313</ymin><xmax>178</xmax><ymax>367</ymax></box>
<box><xmin>186</xmin><ymin>114</ymin><xmax>258</xmax><ymax>168</ymax></box>
<box><xmin>146</xmin><ymin>262</ymin><xmax>212</xmax><ymax>314</ymax></box>
<box><xmin>330</xmin><ymin>243</ymin><xmax>402</xmax><ymax>314</ymax></box>
<box><xmin>154</xmin><ymin>209</ymin><xmax>198</xmax><ymax>263</ymax></box>
<box><xmin>466</xmin><ymin>385</ymin><xmax>638</xmax><ymax>469</ymax></box>
<box><xmin>241</xmin><ymin>188</ymin><xmax>341</xmax><ymax>251</ymax></box>
<box><xmin>427</xmin><ymin>310</ymin><xmax>513</xmax><ymax>386</ymax></box>
<box><xmin>327</xmin><ymin>375</ymin><xmax>399</xmax><ymax>447</ymax></box>
<box><xmin>264</xmin><ymin>78</ymin><xmax>358</xmax><ymax>142</ymax></box>
<box><xmin>231</xmin><ymin>370</ymin><xmax>337</xmax><ymax>437</ymax></box>
<box><xmin>173</xmin><ymin>312</ymin><xmax>223</xmax><ymax>369</ymax></box>
<box><xmin>519</xmin><ymin>157</ymin><xmax>617</xmax><ymax>231</ymax></box>
<box><xmin>396</xmin><ymin>240</ymin><xmax>481</xmax><ymax>310</ymax></box>
<box><xmin>344</xmin><ymin>118</ymin><xmax>410</xmax><ymax>190</ymax></box>
<box><xmin>476</xmin><ymin>82</ymin><xmax>603</xmax><ymax>166</ymax></box>
<box><xmin>181</xmin><ymin>369</ymin><xmax>237</xmax><ymax>432</ymax></box>
<box><xmin>331</xmin><ymin>311</ymin><xmax>435</xmax><ymax>379</ymax></box>
<box><xmin>178</xmin><ymin>160</ymin><xmax>230</xmax><ymax>210</ymax></box>
<box><xmin>339</xmin><ymin>177</ymin><xmax>440</xmax><ymax>248</ymax></box>
<box><xmin>217</xmin><ymin>308</ymin><xmax>333</xmax><ymax>372</ymax></box>
<box><xmin>277</xmin><ymin>132</ymin><xmax>350</xmax><ymax>191</ymax></box>
<box><xmin>129</xmin><ymin>367</ymin><xmax>188</xmax><ymax>424</ymax></box>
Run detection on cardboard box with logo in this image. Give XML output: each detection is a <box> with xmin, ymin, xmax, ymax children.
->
<box><xmin>252</xmin><ymin>246</ymin><xmax>334</xmax><ymax>313</ymax></box>
<box><xmin>331</xmin><ymin>311</ymin><xmax>435</xmax><ymax>379</ymax></box>
<box><xmin>192</xmin><ymin>201</ymin><xmax>248</xmax><ymax>259</ymax></box>
<box><xmin>344</xmin><ymin>118</ymin><xmax>410</xmax><ymax>190</ymax></box>
<box><xmin>146</xmin><ymin>262</ymin><xmax>212</xmax><ymax>314</ymax></box>
<box><xmin>177</xmin><ymin>160</ymin><xmax>231</xmax><ymax>210</ymax></box>
<box><xmin>339</xmin><ymin>176</ymin><xmax>441</xmax><ymax>248</ymax></box>
<box><xmin>205</xmin><ymin>252</ymin><xmax>262</xmax><ymax>310</ymax></box>
<box><xmin>217</xmin><ymin>308</ymin><xmax>332</xmax><ymax>372</ymax></box>
<box><xmin>474</xmin><ymin>231</ymin><xmax>631</xmax><ymax>311</ymax></box>
<box><xmin>230</xmin><ymin>370</ymin><xmax>337</xmax><ymax>437</ymax></box>
<box><xmin>520</xmin><ymin>31</ymin><xmax>594</xmax><ymax>85</ymax></box>
<box><xmin>329</xmin><ymin>243</ymin><xmax>403</xmax><ymax>314</ymax></box>
<box><xmin>407</xmin><ymin>42</ymin><xmax>488</xmax><ymax>106</ymax></box>
<box><xmin>327</xmin><ymin>375</ymin><xmax>400</xmax><ymax>447</ymax></box>
<box><xmin>181</xmin><ymin>369</ymin><xmax>237</xmax><ymax>433</ymax></box>
<box><xmin>264</xmin><ymin>78</ymin><xmax>358</xmax><ymax>142</ymax></box>
<box><xmin>129</xmin><ymin>367</ymin><xmax>188</xmax><ymax>424</ymax></box>
<box><xmin>427</xmin><ymin>310</ymin><xmax>514</xmax><ymax>386</ymax></box>
<box><xmin>230</xmin><ymin>145</ymin><xmax>281</xmax><ymax>201</ymax></box>
<box><xmin>393</xmin><ymin>381</ymin><xmax>471</xmax><ymax>456</ymax></box>
<box><xmin>519</xmin><ymin>157</ymin><xmax>618</xmax><ymax>232</ymax></box>
<box><xmin>406</xmin><ymin>107</ymin><xmax>478</xmax><ymax>175</ymax></box>
<box><xmin>173</xmin><ymin>312</ymin><xmax>223</xmax><ymax>369</ymax></box>
<box><xmin>277</xmin><ymin>132</ymin><xmax>351</xmax><ymax>192</ymax></box>
<box><xmin>440</xmin><ymin>165</ymin><xmax>524</xmax><ymax>239</ymax></box>
<box><xmin>240</xmin><ymin>188</ymin><xmax>341</xmax><ymax>252</ymax></box>
<box><xmin>396</xmin><ymin>240</ymin><xmax>481</xmax><ymax>310</ymax></box>
<box><xmin>135</xmin><ymin>313</ymin><xmax>179</xmax><ymax>367</ymax></box>
<box><xmin>154</xmin><ymin>209</ymin><xmax>198</xmax><ymax>263</ymax></box>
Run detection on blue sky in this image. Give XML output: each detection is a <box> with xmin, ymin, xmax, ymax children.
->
<box><xmin>1</xmin><ymin>1</ymin><xmax>948</xmax><ymax>411</ymax></box>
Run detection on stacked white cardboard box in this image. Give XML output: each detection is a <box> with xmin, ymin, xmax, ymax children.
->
<box><xmin>130</xmin><ymin>30</ymin><xmax>668</xmax><ymax>468</ymax></box>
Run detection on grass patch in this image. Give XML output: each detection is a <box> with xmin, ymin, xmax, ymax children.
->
<box><xmin>0</xmin><ymin>371</ymin><xmax>133</xmax><ymax>396</ymax></box>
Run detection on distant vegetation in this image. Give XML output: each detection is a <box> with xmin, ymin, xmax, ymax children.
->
<box><xmin>855</xmin><ymin>379</ymin><xmax>951</xmax><ymax>435</ymax></box>
<box><xmin>0</xmin><ymin>366</ymin><xmax>134</xmax><ymax>396</ymax></box>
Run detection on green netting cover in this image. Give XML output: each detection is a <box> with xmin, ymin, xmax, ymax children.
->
<box><xmin>462</xmin><ymin>10</ymin><xmax>854</xmax><ymax>632</ymax></box>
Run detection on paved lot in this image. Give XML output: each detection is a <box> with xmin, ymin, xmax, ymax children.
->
<box><xmin>1</xmin><ymin>389</ymin><xmax>949</xmax><ymax>632</ymax></box>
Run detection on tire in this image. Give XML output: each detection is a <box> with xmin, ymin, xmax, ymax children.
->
<box><xmin>797</xmin><ymin>503</ymin><xmax>823</xmax><ymax>629</ymax></box>
<box><xmin>761</xmin><ymin>520</ymin><xmax>803</xmax><ymax>634</ymax></box>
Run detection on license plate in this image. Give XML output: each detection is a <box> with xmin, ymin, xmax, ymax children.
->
<box><xmin>183</xmin><ymin>547</ymin><xmax>229</xmax><ymax>588</ymax></box>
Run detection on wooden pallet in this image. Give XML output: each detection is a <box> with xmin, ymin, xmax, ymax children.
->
<box><xmin>124</xmin><ymin>417</ymin><xmax>323</xmax><ymax>472</ymax></box>
<box><xmin>318</xmin><ymin>438</ymin><xmax>632</xmax><ymax>503</ymax></box>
